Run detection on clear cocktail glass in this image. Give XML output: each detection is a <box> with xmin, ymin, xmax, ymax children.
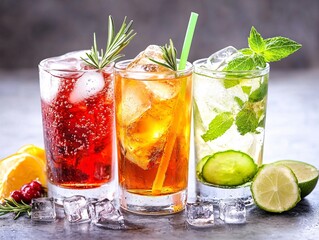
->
<box><xmin>193</xmin><ymin>55</ymin><xmax>269</xmax><ymax>205</ymax></box>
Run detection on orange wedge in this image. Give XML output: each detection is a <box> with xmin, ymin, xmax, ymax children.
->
<box><xmin>0</xmin><ymin>153</ymin><xmax>46</xmax><ymax>199</ymax></box>
<box><xmin>17</xmin><ymin>144</ymin><xmax>46</xmax><ymax>164</ymax></box>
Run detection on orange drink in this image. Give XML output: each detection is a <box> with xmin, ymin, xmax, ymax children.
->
<box><xmin>115</xmin><ymin>49</ymin><xmax>192</xmax><ymax>214</ymax></box>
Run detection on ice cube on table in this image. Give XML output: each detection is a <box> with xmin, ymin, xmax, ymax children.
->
<box><xmin>69</xmin><ymin>71</ymin><xmax>105</xmax><ymax>103</ymax></box>
<box><xmin>31</xmin><ymin>197</ymin><xmax>56</xmax><ymax>222</ymax></box>
<box><xmin>127</xmin><ymin>45</ymin><xmax>173</xmax><ymax>73</ymax></box>
<box><xmin>186</xmin><ymin>202</ymin><xmax>214</xmax><ymax>227</ymax></box>
<box><xmin>63</xmin><ymin>195</ymin><xmax>91</xmax><ymax>223</ymax></box>
<box><xmin>119</xmin><ymin>80</ymin><xmax>151</xmax><ymax>126</ymax></box>
<box><xmin>206</xmin><ymin>46</ymin><xmax>240</xmax><ymax>70</ymax></box>
<box><xmin>219</xmin><ymin>199</ymin><xmax>246</xmax><ymax>224</ymax></box>
<box><xmin>89</xmin><ymin>198</ymin><xmax>139</xmax><ymax>230</ymax></box>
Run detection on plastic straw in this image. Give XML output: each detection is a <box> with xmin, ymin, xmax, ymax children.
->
<box><xmin>178</xmin><ymin>12</ymin><xmax>199</xmax><ymax>70</ymax></box>
<box><xmin>152</xmin><ymin>12</ymin><xmax>199</xmax><ymax>194</ymax></box>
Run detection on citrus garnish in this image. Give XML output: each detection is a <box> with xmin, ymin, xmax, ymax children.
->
<box><xmin>251</xmin><ymin>164</ymin><xmax>301</xmax><ymax>213</ymax></box>
<box><xmin>274</xmin><ymin>160</ymin><xmax>318</xmax><ymax>198</ymax></box>
<box><xmin>201</xmin><ymin>150</ymin><xmax>257</xmax><ymax>186</ymax></box>
<box><xmin>17</xmin><ymin>144</ymin><xmax>46</xmax><ymax>164</ymax></box>
<box><xmin>0</xmin><ymin>153</ymin><xmax>46</xmax><ymax>200</ymax></box>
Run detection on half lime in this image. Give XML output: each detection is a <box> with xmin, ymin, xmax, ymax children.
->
<box><xmin>251</xmin><ymin>164</ymin><xmax>301</xmax><ymax>213</ymax></box>
<box><xmin>274</xmin><ymin>160</ymin><xmax>318</xmax><ymax>198</ymax></box>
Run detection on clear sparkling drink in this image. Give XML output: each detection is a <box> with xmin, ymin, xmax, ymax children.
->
<box><xmin>193</xmin><ymin>56</ymin><xmax>269</xmax><ymax>205</ymax></box>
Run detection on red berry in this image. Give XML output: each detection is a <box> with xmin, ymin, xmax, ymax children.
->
<box><xmin>20</xmin><ymin>184</ymin><xmax>30</xmax><ymax>192</ymax></box>
<box><xmin>22</xmin><ymin>186</ymin><xmax>40</xmax><ymax>203</ymax></box>
<box><xmin>10</xmin><ymin>190</ymin><xmax>23</xmax><ymax>203</ymax></box>
<box><xmin>29</xmin><ymin>180</ymin><xmax>42</xmax><ymax>192</ymax></box>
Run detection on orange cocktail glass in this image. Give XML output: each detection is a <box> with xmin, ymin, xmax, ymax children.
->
<box><xmin>115</xmin><ymin>59</ymin><xmax>192</xmax><ymax>215</ymax></box>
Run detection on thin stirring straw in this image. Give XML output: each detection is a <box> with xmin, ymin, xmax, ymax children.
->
<box><xmin>178</xmin><ymin>12</ymin><xmax>198</xmax><ymax>70</ymax></box>
<box><xmin>152</xmin><ymin>12</ymin><xmax>199</xmax><ymax>194</ymax></box>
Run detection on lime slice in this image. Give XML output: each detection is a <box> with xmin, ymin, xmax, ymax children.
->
<box><xmin>201</xmin><ymin>150</ymin><xmax>257</xmax><ymax>186</ymax></box>
<box><xmin>251</xmin><ymin>164</ymin><xmax>301</xmax><ymax>213</ymax></box>
<box><xmin>274</xmin><ymin>160</ymin><xmax>318</xmax><ymax>198</ymax></box>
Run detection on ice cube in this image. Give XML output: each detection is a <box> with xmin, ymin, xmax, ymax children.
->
<box><xmin>219</xmin><ymin>199</ymin><xmax>246</xmax><ymax>224</ymax></box>
<box><xmin>89</xmin><ymin>198</ymin><xmax>139</xmax><ymax>230</ymax></box>
<box><xmin>69</xmin><ymin>71</ymin><xmax>105</xmax><ymax>103</ymax></box>
<box><xmin>144</xmin><ymin>80</ymin><xmax>180</xmax><ymax>100</ymax></box>
<box><xmin>63</xmin><ymin>195</ymin><xmax>91</xmax><ymax>223</ymax></box>
<box><xmin>39</xmin><ymin>69</ymin><xmax>60</xmax><ymax>103</ymax></box>
<box><xmin>186</xmin><ymin>202</ymin><xmax>214</xmax><ymax>227</ymax></box>
<box><xmin>46</xmin><ymin>57</ymin><xmax>82</xmax><ymax>72</ymax></box>
<box><xmin>206</xmin><ymin>46</ymin><xmax>241</xmax><ymax>70</ymax></box>
<box><xmin>119</xmin><ymin>80</ymin><xmax>151</xmax><ymax>126</ymax></box>
<box><xmin>127</xmin><ymin>45</ymin><xmax>172</xmax><ymax>73</ymax></box>
<box><xmin>31</xmin><ymin>197</ymin><xmax>56</xmax><ymax>222</ymax></box>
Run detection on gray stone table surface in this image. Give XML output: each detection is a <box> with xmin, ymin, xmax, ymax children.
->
<box><xmin>0</xmin><ymin>69</ymin><xmax>319</xmax><ymax>240</ymax></box>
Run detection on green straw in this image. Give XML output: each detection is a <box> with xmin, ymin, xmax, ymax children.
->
<box><xmin>178</xmin><ymin>12</ymin><xmax>199</xmax><ymax>70</ymax></box>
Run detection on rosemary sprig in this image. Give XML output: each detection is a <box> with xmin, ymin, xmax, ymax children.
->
<box><xmin>149</xmin><ymin>39</ymin><xmax>178</xmax><ymax>71</ymax></box>
<box><xmin>0</xmin><ymin>198</ymin><xmax>31</xmax><ymax>220</ymax></box>
<box><xmin>81</xmin><ymin>15</ymin><xmax>136</xmax><ymax>69</ymax></box>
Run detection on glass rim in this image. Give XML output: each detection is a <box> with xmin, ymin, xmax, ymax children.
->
<box><xmin>114</xmin><ymin>59</ymin><xmax>193</xmax><ymax>75</ymax></box>
<box><xmin>193</xmin><ymin>58</ymin><xmax>270</xmax><ymax>77</ymax></box>
<box><xmin>38</xmin><ymin>50</ymin><xmax>114</xmax><ymax>73</ymax></box>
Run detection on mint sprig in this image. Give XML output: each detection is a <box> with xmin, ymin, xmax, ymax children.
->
<box><xmin>225</xmin><ymin>26</ymin><xmax>301</xmax><ymax>71</ymax></box>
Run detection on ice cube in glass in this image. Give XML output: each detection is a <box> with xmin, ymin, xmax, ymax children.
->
<box><xmin>206</xmin><ymin>46</ymin><xmax>239</xmax><ymax>70</ymax></box>
<box><xmin>31</xmin><ymin>197</ymin><xmax>56</xmax><ymax>222</ymax></box>
<box><xmin>186</xmin><ymin>202</ymin><xmax>214</xmax><ymax>227</ymax></box>
<box><xmin>63</xmin><ymin>195</ymin><xmax>91</xmax><ymax>223</ymax></box>
<box><xmin>219</xmin><ymin>199</ymin><xmax>246</xmax><ymax>224</ymax></box>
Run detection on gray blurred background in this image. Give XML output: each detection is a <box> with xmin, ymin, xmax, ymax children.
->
<box><xmin>0</xmin><ymin>0</ymin><xmax>318</xmax><ymax>70</ymax></box>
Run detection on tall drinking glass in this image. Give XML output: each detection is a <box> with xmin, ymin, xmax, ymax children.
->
<box><xmin>39</xmin><ymin>51</ymin><xmax>115</xmax><ymax>203</ymax></box>
<box><xmin>193</xmin><ymin>58</ymin><xmax>269</xmax><ymax>205</ymax></box>
<box><xmin>115</xmin><ymin>59</ymin><xmax>192</xmax><ymax>215</ymax></box>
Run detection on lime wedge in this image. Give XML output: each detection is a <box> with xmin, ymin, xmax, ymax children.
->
<box><xmin>201</xmin><ymin>150</ymin><xmax>257</xmax><ymax>186</ymax></box>
<box><xmin>251</xmin><ymin>164</ymin><xmax>301</xmax><ymax>213</ymax></box>
<box><xmin>274</xmin><ymin>160</ymin><xmax>318</xmax><ymax>198</ymax></box>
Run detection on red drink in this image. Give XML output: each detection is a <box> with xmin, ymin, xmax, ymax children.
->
<box><xmin>39</xmin><ymin>51</ymin><xmax>114</xmax><ymax>194</ymax></box>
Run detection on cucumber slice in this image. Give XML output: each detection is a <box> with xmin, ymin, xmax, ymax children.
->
<box><xmin>196</xmin><ymin>155</ymin><xmax>211</xmax><ymax>181</ymax></box>
<box><xmin>202</xmin><ymin>150</ymin><xmax>257</xmax><ymax>186</ymax></box>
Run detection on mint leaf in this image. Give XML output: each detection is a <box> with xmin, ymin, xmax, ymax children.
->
<box><xmin>236</xmin><ymin>109</ymin><xmax>258</xmax><ymax>135</ymax></box>
<box><xmin>248</xmin><ymin>26</ymin><xmax>265</xmax><ymax>53</ymax></box>
<box><xmin>224</xmin><ymin>79</ymin><xmax>240</xmax><ymax>88</ymax></box>
<box><xmin>224</xmin><ymin>55</ymin><xmax>256</xmax><ymax>71</ymax></box>
<box><xmin>201</xmin><ymin>112</ymin><xmax>234</xmax><ymax>142</ymax></box>
<box><xmin>234</xmin><ymin>97</ymin><xmax>244</xmax><ymax>108</ymax></box>
<box><xmin>249</xmin><ymin>82</ymin><xmax>268</xmax><ymax>102</ymax></box>
<box><xmin>263</xmin><ymin>37</ymin><xmax>302</xmax><ymax>62</ymax></box>
<box><xmin>240</xmin><ymin>48</ymin><xmax>254</xmax><ymax>56</ymax></box>
<box><xmin>242</xmin><ymin>86</ymin><xmax>252</xmax><ymax>95</ymax></box>
<box><xmin>253</xmin><ymin>54</ymin><xmax>266</xmax><ymax>68</ymax></box>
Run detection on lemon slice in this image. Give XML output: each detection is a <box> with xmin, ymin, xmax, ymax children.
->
<box><xmin>274</xmin><ymin>160</ymin><xmax>318</xmax><ymax>198</ymax></box>
<box><xmin>17</xmin><ymin>144</ymin><xmax>46</xmax><ymax>164</ymax></box>
<box><xmin>251</xmin><ymin>164</ymin><xmax>301</xmax><ymax>213</ymax></box>
<box><xmin>0</xmin><ymin>153</ymin><xmax>47</xmax><ymax>199</ymax></box>
<box><xmin>201</xmin><ymin>150</ymin><xmax>257</xmax><ymax>186</ymax></box>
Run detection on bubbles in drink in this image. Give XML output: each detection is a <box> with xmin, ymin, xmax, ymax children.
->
<box><xmin>39</xmin><ymin>70</ymin><xmax>60</xmax><ymax>103</ymax></box>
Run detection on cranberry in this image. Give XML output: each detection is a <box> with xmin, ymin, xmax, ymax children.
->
<box><xmin>21</xmin><ymin>186</ymin><xmax>41</xmax><ymax>203</ymax></box>
<box><xmin>29</xmin><ymin>180</ymin><xmax>42</xmax><ymax>192</ymax></box>
<box><xmin>10</xmin><ymin>190</ymin><xmax>23</xmax><ymax>203</ymax></box>
<box><xmin>20</xmin><ymin>184</ymin><xmax>30</xmax><ymax>193</ymax></box>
